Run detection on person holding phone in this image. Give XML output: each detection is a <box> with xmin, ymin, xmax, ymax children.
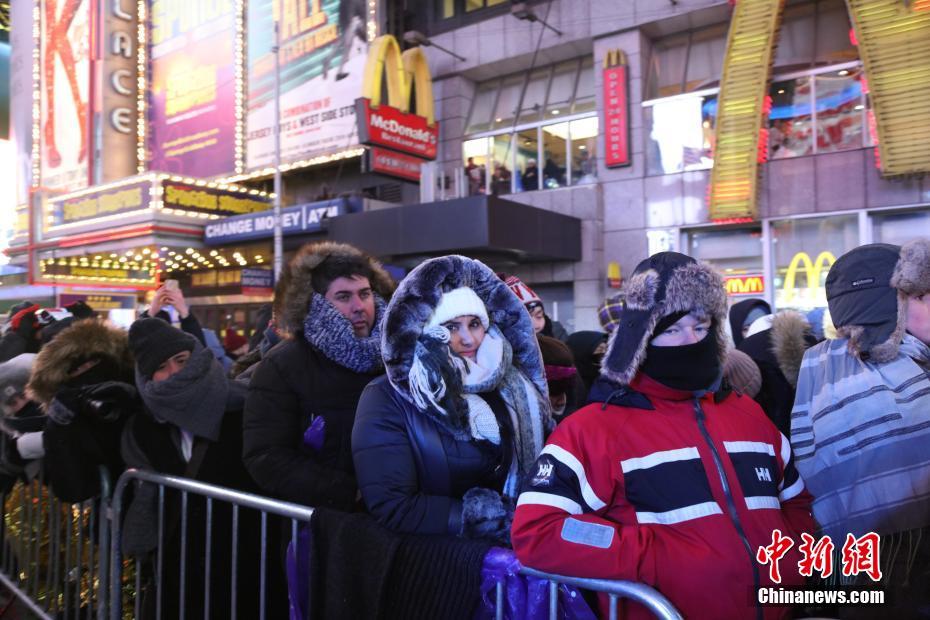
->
<box><xmin>143</xmin><ymin>280</ymin><xmax>206</xmax><ymax>346</ymax></box>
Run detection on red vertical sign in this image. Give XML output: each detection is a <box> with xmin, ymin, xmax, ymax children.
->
<box><xmin>603</xmin><ymin>64</ymin><xmax>630</xmax><ymax>168</ymax></box>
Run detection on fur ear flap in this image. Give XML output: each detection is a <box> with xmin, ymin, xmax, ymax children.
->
<box><xmin>892</xmin><ymin>239</ymin><xmax>930</xmax><ymax>297</ymax></box>
<box><xmin>625</xmin><ymin>269</ymin><xmax>660</xmax><ymax>311</ymax></box>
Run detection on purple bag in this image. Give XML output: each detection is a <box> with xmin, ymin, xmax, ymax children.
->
<box><xmin>303</xmin><ymin>416</ymin><xmax>325</xmax><ymax>452</ymax></box>
<box><xmin>475</xmin><ymin>547</ymin><xmax>597</xmax><ymax>620</ymax></box>
<box><xmin>286</xmin><ymin>526</ymin><xmax>312</xmax><ymax>620</ymax></box>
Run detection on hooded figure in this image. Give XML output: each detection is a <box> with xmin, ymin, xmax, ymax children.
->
<box><xmin>0</xmin><ymin>354</ymin><xmax>45</xmax><ymax>490</ymax></box>
<box><xmin>353</xmin><ymin>255</ymin><xmax>552</xmax><ymax>544</ymax></box>
<box><xmin>728</xmin><ymin>298</ymin><xmax>772</xmax><ymax>348</ymax></box>
<box><xmin>565</xmin><ymin>330</ymin><xmax>608</xmax><ymax>395</ymax></box>
<box><xmin>121</xmin><ymin>318</ymin><xmax>263</xmax><ymax>619</ymax></box>
<box><xmin>27</xmin><ymin>319</ymin><xmax>137</xmax><ymax>502</ymax></box>
<box><xmin>244</xmin><ymin>241</ymin><xmax>395</xmax><ymax>509</ymax></box>
<box><xmin>513</xmin><ymin>252</ymin><xmax>813</xmax><ymax>620</ymax></box>
<box><xmin>791</xmin><ymin>240</ymin><xmax>930</xmax><ymax>612</ymax></box>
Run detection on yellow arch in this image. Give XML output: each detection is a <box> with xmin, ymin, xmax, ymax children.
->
<box><xmin>361</xmin><ymin>35</ymin><xmax>436</xmax><ymax>125</ymax></box>
<box><xmin>782</xmin><ymin>251</ymin><xmax>835</xmax><ymax>304</ymax></box>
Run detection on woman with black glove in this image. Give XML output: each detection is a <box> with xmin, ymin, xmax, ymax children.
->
<box><xmin>353</xmin><ymin>256</ymin><xmax>552</xmax><ymax>545</ymax></box>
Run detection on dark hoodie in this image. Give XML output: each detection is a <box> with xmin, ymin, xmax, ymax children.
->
<box><xmin>565</xmin><ymin>331</ymin><xmax>608</xmax><ymax>395</ymax></box>
<box><xmin>728</xmin><ymin>298</ymin><xmax>771</xmax><ymax>347</ymax></box>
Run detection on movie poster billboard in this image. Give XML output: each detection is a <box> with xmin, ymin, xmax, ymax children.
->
<box><xmin>40</xmin><ymin>0</ymin><xmax>91</xmax><ymax>193</ymax></box>
<box><xmin>246</xmin><ymin>0</ymin><xmax>369</xmax><ymax>169</ymax></box>
<box><xmin>148</xmin><ymin>0</ymin><xmax>237</xmax><ymax>177</ymax></box>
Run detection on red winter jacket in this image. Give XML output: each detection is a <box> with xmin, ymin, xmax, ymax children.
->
<box><xmin>511</xmin><ymin>374</ymin><xmax>814</xmax><ymax>620</ymax></box>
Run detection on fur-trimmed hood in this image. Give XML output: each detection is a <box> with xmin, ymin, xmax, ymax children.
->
<box><xmin>382</xmin><ymin>255</ymin><xmax>547</xmax><ymax>403</ymax></box>
<box><xmin>769</xmin><ymin>311</ymin><xmax>814</xmax><ymax>388</ymax></box>
<box><xmin>280</xmin><ymin>241</ymin><xmax>395</xmax><ymax>336</ymax></box>
<box><xmin>602</xmin><ymin>252</ymin><xmax>728</xmax><ymax>386</ymax></box>
<box><xmin>26</xmin><ymin>319</ymin><xmax>134</xmax><ymax>407</ymax></box>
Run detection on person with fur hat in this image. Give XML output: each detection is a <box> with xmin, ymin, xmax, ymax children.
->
<box><xmin>243</xmin><ymin>241</ymin><xmax>394</xmax><ymax>509</ymax></box>
<box><xmin>512</xmin><ymin>251</ymin><xmax>813</xmax><ymax>619</ymax></box>
<box><xmin>352</xmin><ymin>255</ymin><xmax>553</xmax><ymax>543</ymax></box>
<box><xmin>26</xmin><ymin>319</ymin><xmax>137</xmax><ymax>502</ymax></box>
<box><xmin>503</xmin><ymin>274</ymin><xmax>569</xmax><ymax>341</ymax></box>
<box><xmin>791</xmin><ymin>239</ymin><xmax>930</xmax><ymax>613</ymax></box>
<box><xmin>120</xmin><ymin>317</ymin><xmax>264</xmax><ymax>619</ymax></box>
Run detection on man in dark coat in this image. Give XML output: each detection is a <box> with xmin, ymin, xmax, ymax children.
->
<box><xmin>121</xmin><ymin>318</ymin><xmax>265</xmax><ymax>619</ymax></box>
<box><xmin>243</xmin><ymin>241</ymin><xmax>394</xmax><ymax>510</ymax></box>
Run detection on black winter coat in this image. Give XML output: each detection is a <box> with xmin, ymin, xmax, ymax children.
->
<box><xmin>243</xmin><ymin>337</ymin><xmax>382</xmax><ymax>510</ymax></box>
<box><xmin>352</xmin><ymin>376</ymin><xmax>508</xmax><ymax>536</ymax></box>
<box><xmin>738</xmin><ymin>330</ymin><xmax>795</xmax><ymax>436</ymax></box>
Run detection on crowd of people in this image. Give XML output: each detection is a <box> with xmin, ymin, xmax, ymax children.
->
<box><xmin>0</xmin><ymin>237</ymin><xmax>928</xmax><ymax>618</ymax></box>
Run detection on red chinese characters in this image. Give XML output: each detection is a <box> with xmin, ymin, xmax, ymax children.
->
<box><xmin>756</xmin><ymin>529</ymin><xmax>795</xmax><ymax>583</ymax></box>
<box><xmin>757</xmin><ymin>530</ymin><xmax>883</xmax><ymax>583</ymax></box>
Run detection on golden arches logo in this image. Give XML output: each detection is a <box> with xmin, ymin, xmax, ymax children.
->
<box><xmin>361</xmin><ymin>35</ymin><xmax>436</xmax><ymax>125</ymax></box>
<box><xmin>782</xmin><ymin>251</ymin><xmax>836</xmax><ymax>304</ymax></box>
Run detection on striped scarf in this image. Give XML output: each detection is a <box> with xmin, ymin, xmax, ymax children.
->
<box><xmin>791</xmin><ymin>334</ymin><xmax>930</xmax><ymax>541</ymax></box>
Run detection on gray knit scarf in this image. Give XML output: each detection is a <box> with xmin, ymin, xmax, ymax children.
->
<box><xmin>135</xmin><ymin>344</ymin><xmax>228</xmax><ymax>441</ymax></box>
<box><xmin>303</xmin><ymin>294</ymin><xmax>385</xmax><ymax>373</ymax></box>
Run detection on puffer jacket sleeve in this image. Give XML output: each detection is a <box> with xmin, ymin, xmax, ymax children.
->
<box><xmin>242</xmin><ymin>350</ymin><xmax>357</xmax><ymax>510</ymax></box>
<box><xmin>352</xmin><ymin>378</ymin><xmax>463</xmax><ymax>536</ymax></box>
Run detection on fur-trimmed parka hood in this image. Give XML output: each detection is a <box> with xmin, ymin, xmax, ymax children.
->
<box><xmin>602</xmin><ymin>252</ymin><xmax>728</xmax><ymax>386</ymax></box>
<box><xmin>26</xmin><ymin>319</ymin><xmax>134</xmax><ymax>407</ymax></box>
<box><xmin>769</xmin><ymin>311</ymin><xmax>815</xmax><ymax>388</ymax></box>
<box><xmin>382</xmin><ymin>255</ymin><xmax>547</xmax><ymax>403</ymax></box>
<box><xmin>279</xmin><ymin>241</ymin><xmax>395</xmax><ymax>336</ymax></box>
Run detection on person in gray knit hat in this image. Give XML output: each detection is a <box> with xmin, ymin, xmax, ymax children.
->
<box><xmin>792</xmin><ymin>239</ymin><xmax>930</xmax><ymax>615</ymax></box>
<box><xmin>512</xmin><ymin>251</ymin><xmax>813</xmax><ymax>619</ymax></box>
<box><xmin>0</xmin><ymin>354</ymin><xmax>45</xmax><ymax>490</ymax></box>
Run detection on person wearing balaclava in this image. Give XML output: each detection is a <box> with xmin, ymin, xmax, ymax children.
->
<box><xmin>353</xmin><ymin>255</ymin><xmax>552</xmax><ymax>544</ymax></box>
<box><xmin>121</xmin><ymin>318</ymin><xmax>264</xmax><ymax>619</ymax></box>
<box><xmin>728</xmin><ymin>298</ymin><xmax>771</xmax><ymax>348</ymax></box>
<box><xmin>792</xmin><ymin>239</ymin><xmax>930</xmax><ymax>615</ymax></box>
<box><xmin>512</xmin><ymin>252</ymin><xmax>813</xmax><ymax>619</ymax></box>
<box><xmin>565</xmin><ymin>330</ymin><xmax>608</xmax><ymax>395</ymax></box>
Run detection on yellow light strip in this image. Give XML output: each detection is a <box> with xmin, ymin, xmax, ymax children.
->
<box><xmin>218</xmin><ymin>147</ymin><xmax>366</xmax><ymax>184</ymax></box>
<box><xmin>709</xmin><ymin>0</ymin><xmax>785</xmax><ymax>221</ymax></box>
<box><xmin>233</xmin><ymin>0</ymin><xmax>246</xmax><ymax>174</ymax></box>
<box><xmin>846</xmin><ymin>0</ymin><xmax>930</xmax><ymax>176</ymax></box>
<box><xmin>136</xmin><ymin>0</ymin><xmax>147</xmax><ymax>173</ymax></box>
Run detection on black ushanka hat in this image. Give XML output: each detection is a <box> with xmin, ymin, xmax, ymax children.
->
<box><xmin>601</xmin><ymin>252</ymin><xmax>729</xmax><ymax>386</ymax></box>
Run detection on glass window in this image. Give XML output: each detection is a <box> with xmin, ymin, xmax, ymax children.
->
<box><xmin>515</xmin><ymin>129</ymin><xmax>540</xmax><ymax>193</ymax></box>
<box><xmin>517</xmin><ymin>69</ymin><xmax>551</xmax><ymax>125</ymax></box>
<box><xmin>688</xmin><ymin>228</ymin><xmax>764</xmax><ymax>302</ymax></box>
<box><xmin>815</xmin><ymin>67</ymin><xmax>864</xmax><ymax>153</ymax></box>
<box><xmin>570</xmin><ymin>117</ymin><xmax>598</xmax><ymax>185</ymax></box>
<box><xmin>684</xmin><ymin>24</ymin><xmax>727</xmax><ymax>92</ymax></box>
<box><xmin>572</xmin><ymin>58</ymin><xmax>596</xmax><ymax>114</ymax></box>
<box><xmin>465</xmin><ymin>0</ymin><xmax>482</xmax><ymax>11</ymax></box>
<box><xmin>774</xmin><ymin>4</ymin><xmax>816</xmax><ymax>70</ymax></box>
<box><xmin>646</xmin><ymin>33</ymin><xmax>690</xmax><ymax>99</ymax></box>
<box><xmin>465</xmin><ymin>82</ymin><xmax>498</xmax><ymax>134</ymax></box>
<box><xmin>772</xmin><ymin>215</ymin><xmax>858</xmax><ymax>311</ymax></box>
<box><xmin>490</xmin><ymin>135</ymin><xmax>513</xmax><ymax>195</ymax></box>
<box><xmin>441</xmin><ymin>0</ymin><xmax>454</xmax><ymax>19</ymax></box>
<box><xmin>545</xmin><ymin>60</ymin><xmax>579</xmax><ymax>119</ymax></box>
<box><xmin>492</xmin><ymin>75</ymin><xmax>526</xmax><ymax>130</ymax></box>
<box><xmin>645</xmin><ymin>94</ymin><xmax>716</xmax><ymax>175</ymax></box>
<box><xmin>768</xmin><ymin>77</ymin><xmax>814</xmax><ymax>159</ymax></box>
<box><xmin>815</xmin><ymin>0</ymin><xmax>858</xmax><ymax>65</ymax></box>
<box><xmin>541</xmin><ymin>122</ymin><xmax>568</xmax><ymax>189</ymax></box>
<box><xmin>463</xmin><ymin>138</ymin><xmax>490</xmax><ymax>196</ymax></box>
<box><xmin>872</xmin><ymin>211</ymin><xmax>930</xmax><ymax>246</ymax></box>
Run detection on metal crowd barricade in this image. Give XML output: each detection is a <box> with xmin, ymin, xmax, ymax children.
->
<box><xmin>109</xmin><ymin>469</ymin><xmax>315</xmax><ymax>620</ymax></box>
<box><xmin>0</xmin><ymin>467</ymin><xmax>111</xmax><ymax>620</ymax></box>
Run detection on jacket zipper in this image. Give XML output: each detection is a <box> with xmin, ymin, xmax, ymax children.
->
<box><xmin>693</xmin><ymin>397</ymin><xmax>763</xmax><ymax>620</ymax></box>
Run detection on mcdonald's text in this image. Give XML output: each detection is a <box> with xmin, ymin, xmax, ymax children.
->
<box><xmin>356</xmin><ymin>98</ymin><xmax>439</xmax><ymax>160</ymax></box>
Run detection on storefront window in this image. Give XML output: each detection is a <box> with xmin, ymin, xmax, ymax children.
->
<box><xmin>546</xmin><ymin>60</ymin><xmax>579</xmax><ymax>119</ymax></box>
<box><xmin>688</xmin><ymin>228</ymin><xmax>764</xmax><ymax>302</ymax></box>
<box><xmin>515</xmin><ymin>129</ymin><xmax>540</xmax><ymax>193</ymax></box>
<box><xmin>570</xmin><ymin>117</ymin><xmax>598</xmax><ymax>185</ymax></box>
<box><xmin>872</xmin><ymin>211</ymin><xmax>930</xmax><ymax>246</ymax></box>
<box><xmin>572</xmin><ymin>58</ymin><xmax>596</xmax><ymax>114</ymax></box>
<box><xmin>772</xmin><ymin>215</ymin><xmax>858</xmax><ymax>311</ymax></box>
<box><xmin>815</xmin><ymin>68</ymin><xmax>864</xmax><ymax>153</ymax></box>
<box><xmin>541</xmin><ymin>123</ymin><xmax>568</xmax><ymax>188</ymax></box>
<box><xmin>492</xmin><ymin>75</ymin><xmax>525</xmax><ymax>130</ymax></box>
<box><xmin>463</xmin><ymin>137</ymin><xmax>490</xmax><ymax>196</ymax></box>
<box><xmin>465</xmin><ymin>83</ymin><xmax>498</xmax><ymax>134</ymax></box>
<box><xmin>517</xmin><ymin>69</ymin><xmax>550</xmax><ymax>125</ymax></box>
<box><xmin>768</xmin><ymin>77</ymin><xmax>814</xmax><ymax>159</ymax></box>
<box><xmin>491</xmin><ymin>135</ymin><xmax>513</xmax><ymax>195</ymax></box>
<box><xmin>645</xmin><ymin>94</ymin><xmax>716</xmax><ymax>175</ymax></box>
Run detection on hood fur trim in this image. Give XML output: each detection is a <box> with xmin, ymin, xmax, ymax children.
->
<box><xmin>891</xmin><ymin>238</ymin><xmax>930</xmax><ymax>298</ymax></box>
<box><xmin>281</xmin><ymin>241</ymin><xmax>395</xmax><ymax>336</ymax></box>
<box><xmin>769</xmin><ymin>311</ymin><xmax>812</xmax><ymax>388</ymax></box>
<box><xmin>601</xmin><ymin>260</ymin><xmax>729</xmax><ymax>385</ymax></box>
<box><xmin>26</xmin><ymin>319</ymin><xmax>134</xmax><ymax>407</ymax></box>
<box><xmin>382</xmin><ymin>255</ymin><xmax>546</xmax><ymax>403</ymax></box>
<box><xmin>836</xmin><ymin>292</ymin><xmax>909</xmax><ymax>364</ymax></box>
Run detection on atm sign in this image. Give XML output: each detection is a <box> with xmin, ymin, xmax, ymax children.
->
<box><xmin>725</xmin><ymin>274</ymin><xmax>765</xmax><ymax>296</ymax></box>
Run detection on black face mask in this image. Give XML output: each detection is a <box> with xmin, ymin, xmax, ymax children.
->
<box><xmin>641</xmin><ymin>324</ymin><xmax>721</xmax><ymax>392</ymax></box>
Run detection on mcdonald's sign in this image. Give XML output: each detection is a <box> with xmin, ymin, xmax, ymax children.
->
<box><xmin>356</xmin><ymin>36</ymin><xmax>440</xmax><ymax>160</ymax></box>
<box><xmin>724</xmin><ymin>274</ymin><xmax>765</xmax><ymax>296</ymax></box>
<box><xmin>780</xmin><ymin>251</ymin><xmax>836</xmax><ymax>306</ymax></box>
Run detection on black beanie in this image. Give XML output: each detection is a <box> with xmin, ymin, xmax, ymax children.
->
<box><xmin>129</xmin><ymin>318</ymin><xmax>197</xmax><ymax>378</ymax></box>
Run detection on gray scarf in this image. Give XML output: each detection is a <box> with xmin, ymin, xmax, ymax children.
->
<box><xmin>303</xmin><ymin>294</ymin><xmax>385</xmax><ymax>373</ymax></box>
<box><xmin>135</xmin><ymin>344</ymin><xmax>228</xmax><ymax>441</ymax></box>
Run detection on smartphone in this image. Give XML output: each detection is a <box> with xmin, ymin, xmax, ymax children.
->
<box><xmin>163</xmin><ymin>279</ymin><xmax>179</xmax><ymax>292</ymax></box>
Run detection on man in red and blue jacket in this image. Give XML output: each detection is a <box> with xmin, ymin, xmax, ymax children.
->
<box><xmin>512</xmin><ymin>252</ymin><xmax>814</xmax><ymax>619</ymax></box>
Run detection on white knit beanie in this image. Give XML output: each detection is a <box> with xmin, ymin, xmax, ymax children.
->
<box><xmin>426</xmin><ymin>287</ymin><xmax>489</xmax><ymax>330</ymax></box>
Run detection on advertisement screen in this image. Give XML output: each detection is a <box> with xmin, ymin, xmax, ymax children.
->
<box><xmin>246</xmin><ymin>0</ymin><xmax>368</xmax><ymax>169</ymax></box>
<box><xmin>40</xmin><ymin>0</ymin><xmax>90</xmax><ymax>193</ymax></box>
<box><xmin>148</xmin><ymin>0</ymin><xmax>237</xmax><ymax>177</ymax></box>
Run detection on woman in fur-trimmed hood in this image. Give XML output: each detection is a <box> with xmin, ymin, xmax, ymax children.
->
<box><xmin>352</xmin><ymin>255</ymin><xmax>552</xmax><ymax>544</ymax></box>
<box><xmin>243</xmin><ymin>241</ymin><xmax>395</xmax><ymax>510</ymax></box>
<box><xmin>26</xmin><ymin>319</ymin><xmax>137</xmax><ymax>502</ymax></box>
<box><xmin>791</xmin><ymin>239</ymin><xmax>930</xmax><ymax>614</ymax></box>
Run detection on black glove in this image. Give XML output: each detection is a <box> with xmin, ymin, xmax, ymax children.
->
<box><xmin>461</xmin><ymin>487</ymin><xmax>516</xmax><ymax>546</ymax></box>
<box><xmin>82</xmin><ymin>381</ymin><xmax>138</xmax><ymax>422</ymax></box>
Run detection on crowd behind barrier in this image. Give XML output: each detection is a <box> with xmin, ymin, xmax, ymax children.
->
<box><xmin>0</xmin><ymin>465</ymin><xmax>681</xmax><ymax>619</ymax></box>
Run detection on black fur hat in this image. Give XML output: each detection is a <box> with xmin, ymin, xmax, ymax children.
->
<box><xmin>601</xmin><ymin>252</ymin><xmax>728</xmax><ymax>385</ymax></box>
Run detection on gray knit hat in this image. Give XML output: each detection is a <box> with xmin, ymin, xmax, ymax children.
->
<box><xmin>0</xmin><ymin>354</ymin><xmax>36</xmax><ymax>414</ymax></box>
